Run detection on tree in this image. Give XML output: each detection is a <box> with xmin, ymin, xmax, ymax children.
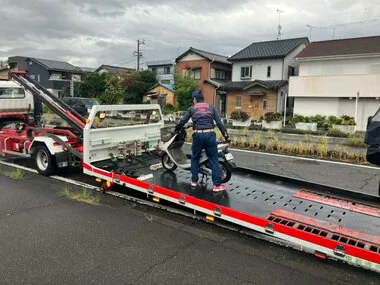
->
<box><xmin>122</xmin><ymin>70</ymin><xmax>157</xmax><ymax>104</ymax></box>
<box><xmin>99</xmin><ymin>74</ymin><xmax>124</xmax><ymax>105</ymax></box>
<box><xmin>174</xmin><ymin>73</ymin><xmax>198</xmax><ymax>110</ymax></box>
<box><xmin>76</xmin><ymin>72</ymin><xmax>107</xmax><ymax>98</ymax></box>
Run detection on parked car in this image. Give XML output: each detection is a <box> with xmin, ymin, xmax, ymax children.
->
<box><xmin>63</xmin><ymin>97</ymin><xmax>100</xmax><ymax>116</ymax></box>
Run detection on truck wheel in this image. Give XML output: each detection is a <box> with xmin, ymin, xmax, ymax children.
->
<box><xmin>220</xmin><ymin>161</ymin><xmax>232</xmax><ymax>183</ymax></box>
<box><xmin>161</xmin><ymin>153</ymin><xmax>177</xmax><ymax>171</ymax></box>
<box><xmin>34</xmin><ymin>145</ymin><xmax>56</xmax><ymax>176</ymax></box>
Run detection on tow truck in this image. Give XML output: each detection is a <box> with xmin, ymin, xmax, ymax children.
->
<box><xmin>0</xmin><ymin>71</ymin><xmax>379</xmax><ymax>273</ymax></box>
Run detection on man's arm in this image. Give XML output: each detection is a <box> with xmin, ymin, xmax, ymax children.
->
<box><xmin>212</xmin><ymin>106</ymin><xmax>227</xmax><ymax>136</ymax></box>
<box><xmin>175</xmin><ymin>107</ymin><xmax>192</xmax><ymax>132</ymax></box>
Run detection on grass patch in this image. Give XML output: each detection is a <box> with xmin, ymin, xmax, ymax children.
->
<box><xmin>347</xmin><ymin>134</ymin><xmax>366</xmax><ymax>148</ymax></box>
<box><xmin>304</xmin><ymin>135</ymin><xmax>312</xmax><ymax>143</ymax></box>
<box><xmin>61</xmin><ymin>187</ymin><xmax>100</xmax><ymax>205</ymax></box>
<box><xmin>2</xmin><ymin>168</ymin><xmax>25</xmax><ymax>180</ymax></box>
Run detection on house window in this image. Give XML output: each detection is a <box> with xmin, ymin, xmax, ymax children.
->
<box><xmin>215</xmin><ymin>69</ymin><xmax>227</xmax><ymax>80</ymax></box>
<box><xmin>267</xmin><ymin>66</ymin><xmax>271</xmax><ymax>78</ymax></box>
<box><xmin>263</xmin><ymin>100</ymin><xmax>267</xmax><ymax>110</ymax></box>
<box><xmin>151</xmin><ymin>67</ymin><xmax>157</xmax><ymax>73</ymax></box>
<box><xmin>163</xmin><ymin>66</ymin><xmax>171</xmax><ymax>74</ymax></box>
<box><xmin>161</xmin><ymin>80</ymin><xmax>171</xmax><ymax>84</ymax></box>
<box><xmin>241</xmin><ymin>66</ymin><xmax>252</xmax><ymax>79</ymax></box>
<box><xmin>235</xmin><ymin>96</ymin><xmax>242</xmax><ymax>108</ymax></box>
<box><xmin>192</xmin><ymin>68</ymin><xmax>201</xmax><ymax>80</ymax></box>
<box><xmin>288</xmin><ymin>66</ymin><xmax>295</xmax><ymax>77</ymax></box>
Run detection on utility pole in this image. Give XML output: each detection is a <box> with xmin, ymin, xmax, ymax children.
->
<box><xmin>277</xmin><ymin>9</ymin><xmax>284</xmax><ymax>40</ymax></box>
<box><xmin>133</xmin><ymin>39</ymin><xmax>145</xmax><ymax>71</ymax></box>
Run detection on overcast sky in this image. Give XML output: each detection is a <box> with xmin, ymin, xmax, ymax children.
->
<box><xmin>1</xmin><ymin>0</ymin><xmax>380</xmax><ymax>69</ymax></box>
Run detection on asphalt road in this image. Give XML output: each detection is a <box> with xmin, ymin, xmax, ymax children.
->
<box><xmin>0</xmin><ymin>165</ymin><xmax>379</xmax><ymax>285</ymax></box>
<box><xmin>183</xmin><ymin>144</ymin><xmax>380</xmax><ymax>197</ymax></box>
<box><xmin>230</xmin><ymin>149</ymin><xmax>380</xmax><ymax>198</ymax></box>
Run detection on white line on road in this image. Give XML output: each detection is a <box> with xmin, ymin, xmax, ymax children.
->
<box><xmin>0</xmin><ymin>160</ymin><xmax>38</xmax><ymax>173</ymax></box>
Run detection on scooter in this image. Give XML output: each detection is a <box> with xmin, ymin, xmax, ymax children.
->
<box><xmin>160</xmin><ymin>123</ymin><xmax>236</xmax><ymax>184</ymax></box>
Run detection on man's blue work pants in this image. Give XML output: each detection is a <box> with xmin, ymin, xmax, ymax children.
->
<box><xmin>191</xmin><ymin>132</ymin><xmax>221</xmax><ymax>186</ymax></box>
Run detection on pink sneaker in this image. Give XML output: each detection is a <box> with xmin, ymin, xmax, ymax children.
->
<box><xmin>213</xmin><ymin>185</ymin><xmax>226</xmax><ymax>192</ymax></box>
<box><xmin>191</xmin><ymin>181</ymin><xmax>198</xmax><ymax>187</ymax></box>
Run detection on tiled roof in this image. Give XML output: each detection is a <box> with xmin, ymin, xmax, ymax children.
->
<box><xmin>146</xmin><ymin>59</ymin><xmax>174</xmax><ymax>67</ymax></box>
<box><xmin>204</xmin><ymin>79</ymin><xmax>231</xmax><ymax>88</ymax></box>
<box><xmin>31</xmin><ymin>58</ymin><xmax>81</xmax><ymax>72</ymax></box>
<box><xmin>221</xmin><ymin>80</ymin><xmax>287</xmax><ymax>91</ymax></box>
<box><xmin>229</xmin><ymin>37</ymin><xmax>309</xmax><ymax>61</ymax></box>
<box><xmin>77</xmin><ymin>66</ymin><xmax>96</xmax><ymax>72</ymax></box>
<box><xmin>296</xmin><ymin>36</ymin><xmax>380</xmax><ymax>59</ymax></box>
<box><xmin>95</xmin><ymin>64</ymin><xmax>135</xmax><ymax>73</ymax></box>
<box><xmin>176</xmin><ymin>47</ymin><xmax>231</xmax><ymax>64</ymax></box>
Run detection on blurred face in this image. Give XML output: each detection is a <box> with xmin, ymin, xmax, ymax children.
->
<box><xmin>193</xmin><ymin>98</ymin><xmax>197</xmax><ymax>104</ymax></box>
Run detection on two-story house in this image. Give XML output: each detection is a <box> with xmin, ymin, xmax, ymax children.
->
<box><xmin>223</xmin><ymin>37</ymin><xmax>309</xmax><ymax>120</ymax></box>
<box><xmin>289</xmin><ymin>36</ymin><xmax>380</xmax><ymax>131</ymax></box>
<box><xmin>176</xmin><ymin>47</ymin><xmax>232</xmax><ymax>109</ymax></box>
<box><xmin>146</xmin><ymin>60</ymin><xmax>175</xmax><ymax>84</ymax></box>
<box><xmin>8</xmin><ymin>56</ymin><xmax>82</xmax><ymax>97</ymax></box>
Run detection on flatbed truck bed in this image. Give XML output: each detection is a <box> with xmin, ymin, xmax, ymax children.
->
<box><xmin>82</xmin><ymin>150</ymin><xmax>380</xmax><ymax>273</ymax></box>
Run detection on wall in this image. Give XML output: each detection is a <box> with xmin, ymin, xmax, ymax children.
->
<box><xmin>289</xmin><ymin>74</ymin><xmax>380</xmax><ymax>98</ymax></box>
<box><xmin>150</xmin><ymin>85</ymin><xmax>175</xmax><ymax>106</ymax></box>
<box><xmin>179</xmin><ymin>53</ymin><xmax>205</xmax><ymax>61</ymax></box>
<box><xmin>0</xmin><ymin>69</ymin><xmax>8</xmax><ymax>80</ymax></box>
<box><xmin>176</xmin><ymin>58</ymin><xmax>213</xmax><ymax>104</ymax></box>
<box><xmin>298</xmin><ymin>57</ymin><xmax>380</xmax><ymax>76</ymax></box>
<box><xmin>231</xmin><ymin>58</ymin><xmax>283</xmax><ymax>81</ymax></box>
<box><xmin>283</xmin><ymin>44</ymin><xmax>307</xmax><ymax>79</ymax></box>
<box><xmin>27</xmin><ymin>60</ymin><xmax>53</xmax><ymax>89</ymax></box>
<box><xmin>293</xmin><ymin>97</ymin><xmax>380</xmax><ymax>130</ymax></box>
<box><xmin>226</xmin><ymin>90</ymin><xmax>278</xmax><ymax>120</ymax></box>
<box><xmin>148</xmin><ymin>65</ymin><xmax>175</xmax><ymax>84</ymax></box>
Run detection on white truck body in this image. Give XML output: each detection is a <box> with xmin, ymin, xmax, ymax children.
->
<box><xmin>0</xmin><ymin>80</ymin><xmax>33</xmax><ymax>114</ymax></box>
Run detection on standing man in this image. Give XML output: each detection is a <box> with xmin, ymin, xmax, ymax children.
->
<box><xmin>175</xmin><ymin>91</ymin><xmax>229</xmax><ymax>192</ymax></box>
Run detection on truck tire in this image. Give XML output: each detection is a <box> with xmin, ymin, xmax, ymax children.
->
<box><xmin>33</xmin><ymin>145</ymin><xmax>56</xmax><ymax>176</ymax></box>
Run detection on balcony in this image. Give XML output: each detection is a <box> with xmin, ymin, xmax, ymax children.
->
<box><xmin>157</xmin><ymin>73</ymin><xmax>174</xmax><ymax>82</ymax></box>
<box><xmin>289</xmin><ymin>74</ymin><xmax>380</xmax><ymax>98</ymax></box>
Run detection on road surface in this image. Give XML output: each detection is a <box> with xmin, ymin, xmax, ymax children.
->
<box><xmin>0</xmin><ymin>164</ymin><xmax>379</xmax><ymax>285</ymax></box>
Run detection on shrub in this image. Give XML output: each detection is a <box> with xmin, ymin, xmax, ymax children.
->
<box><xmin>263</xmin><ymin>112</ymin><xmax>283</xmax><ymax>122</ymax></box>
<box><xmin>230</xmin><ymin>111</ymin><xmax>250</xmax><ymax>122</ymax></box>
<box><xmin>162</xmin><ymin>103</ymin><xmax>177</xmax><ymax>115</ymax></box>
<box><xmin>326</xmin><ymin>128</ymin><xmax>349</xmax><ymax>138</ymax></box>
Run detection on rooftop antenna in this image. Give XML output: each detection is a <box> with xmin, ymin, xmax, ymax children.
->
<box><xmin>277</xmin><ymin>9</ymin><xmax>284</xmax><ymax>40</ymax></box>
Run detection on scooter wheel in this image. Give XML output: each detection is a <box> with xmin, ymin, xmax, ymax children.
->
<box><xmin>220</xmin><ymin>161</ymin><xmax>232</xmax><ymax>183</ymax></box>
<box><xmin>161</xmin><ymin>153</ymin><xmax>178</xmax><ymax>171</ymax></box>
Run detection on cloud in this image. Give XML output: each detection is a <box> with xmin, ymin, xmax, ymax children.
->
<box><xmin>0</xmin><ymin>0</ymin><xmax>379</xmax><ymax>67</ymax></box>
